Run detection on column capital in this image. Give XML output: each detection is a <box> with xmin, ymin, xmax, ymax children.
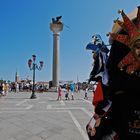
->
<box><xmin>50</xmin><ymin>23</ymin><xmax>63</xmax><ymax>34</ymax></box>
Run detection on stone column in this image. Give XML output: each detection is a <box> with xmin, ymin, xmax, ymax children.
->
<box><xmin>50</xmin><ymin>22</ymin><xmax>63</xmax><ymax>89</ymax></box>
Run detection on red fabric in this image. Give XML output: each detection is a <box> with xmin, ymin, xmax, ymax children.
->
<box><xmin>92</xmin><ymin>81</ymin><xmax>104</xmax><ymax>107</ymax></box>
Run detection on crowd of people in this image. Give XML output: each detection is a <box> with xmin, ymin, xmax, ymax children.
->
<box><xmin>56</xmin><ymin>83</ymin><xmax>94</xmax><ymax>101</ymax></box>
<box><xmin>0</xmin><ymin>80</ymin><xmax>96</xmax><ymax>101</ymax></box>
<box><xmin>0</xmin><ymin>81</ymin><xmax>49</xmax><ymax>97</ymax></box>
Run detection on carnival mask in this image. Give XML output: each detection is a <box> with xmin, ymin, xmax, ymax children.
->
<box><xmin>108</xmin><ymin>6</ymin><xmax>140</xmax><ymax>74</ymax></box>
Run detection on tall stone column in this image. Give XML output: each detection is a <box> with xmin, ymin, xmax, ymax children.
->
<box><xmin>50</xmin><ymin>17</ymin><xmax>63</xmax><ymax>89</ymax></box>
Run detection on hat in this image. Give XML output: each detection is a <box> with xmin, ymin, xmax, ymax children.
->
<box><xmin>108</xmin><ymin>6</ymin><xmax>140</xmax><ymax>74</ymax></box>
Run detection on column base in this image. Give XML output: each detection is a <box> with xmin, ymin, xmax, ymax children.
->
<box><xmin>48</xmin><ymin>87</ymin><xmax>58</xmax><ymax>92</ymax></box>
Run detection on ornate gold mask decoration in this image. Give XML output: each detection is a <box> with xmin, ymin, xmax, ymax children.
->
<box><xmin>108</xmin><ymin>6</ymin><xmax>140</xmax><ymax>74</ymax></box>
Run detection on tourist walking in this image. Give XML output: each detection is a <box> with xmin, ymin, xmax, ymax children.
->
<box><xmin>84</xmin><ymin>87</ymin><xmax>88</xmax><ymax>100</ymax></box>
<box><xmin>3</xmin><ymin>82</ymin><xmax>9</xmax><ymax>96</ymax></box>
<box><xmin>65</xmin><ymin>84</ymin><xmax>70</xmax><ymax>100</ymax></box>
<box><xmin>57</xmin><ymin>86</ymin><xmax>62</xmax><ymax>101</ymax></box>
<box><xmin>15</xmin><ymin>83</ymin><xmax>19</xmax><ymax>93</ymax></box>
<box><xmin>70</xmin><ymin>83</ymin><xmax>75</xmax><ymax>100</ymax></box>
<box><xmin>0</xmin><ymin>83</ymin><xmax>3</xmax><ymax>97</ymax></box>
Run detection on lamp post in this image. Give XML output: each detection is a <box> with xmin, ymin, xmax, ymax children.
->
<box><xmin>28</xmin><ymin>55</ymin><xmax>43</xmax><ymax>99</ymax></box>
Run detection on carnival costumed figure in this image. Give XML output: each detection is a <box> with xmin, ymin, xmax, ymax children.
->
<box><xmin>107</xmin><ymin>6</ymin><xmax>140</xmax><ymax>140</ymax></box>
<box><xmin>86</xmin><ymin>35</ymin><xmax>118</xmax><ymax>140</ymax></box>
<box><xmin>87</xmin><ymin>34</ymin><xmax>110</xmax><ymax>105</ymax></box>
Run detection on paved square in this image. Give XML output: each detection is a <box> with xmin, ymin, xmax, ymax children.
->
<box><xmin>0</xmin><ymin>91</ymin><xmax>94</xmax><ymax>140</ymax></box>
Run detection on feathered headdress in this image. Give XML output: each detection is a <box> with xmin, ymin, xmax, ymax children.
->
<box><xmin>86</xmin><ymin>34</ymin><xmax>109</xmax><ymax>54</ymax></box>
<box><xmin>108</xmin><ymin>6</ymin><xmax>140</xmax><ymax>74</ymax></box>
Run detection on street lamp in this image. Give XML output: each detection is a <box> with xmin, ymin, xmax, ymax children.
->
<box><xmin>28</xmin><ymin>55</ymin><xmax>43</xmax><ymax>99</ymax></box>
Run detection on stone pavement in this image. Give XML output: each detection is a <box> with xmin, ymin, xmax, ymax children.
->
<box><xmin>0</xmin><ymin>90</ymin><xmax>94</xmax><ymax>140</ymax></box>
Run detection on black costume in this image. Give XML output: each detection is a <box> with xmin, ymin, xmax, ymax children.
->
<box><xmin>86</xmin><ymin>6</ymin><xmax>140</xmax><ymax>140</ymax></box>
<box><xmin>107</xmin><ymin>7</ymin><xmax>140</xmax><ymax>140</ymax></box>
<box><xmin>107</xmin><ymin>40</ymin><xmax>140</xmax><ymax>140</ymax></box>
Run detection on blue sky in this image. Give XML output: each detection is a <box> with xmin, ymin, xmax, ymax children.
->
<box><xmin>0</xmin><ymin>0</ymin><xmax>140</xmax><ymax>82</ymax></box>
